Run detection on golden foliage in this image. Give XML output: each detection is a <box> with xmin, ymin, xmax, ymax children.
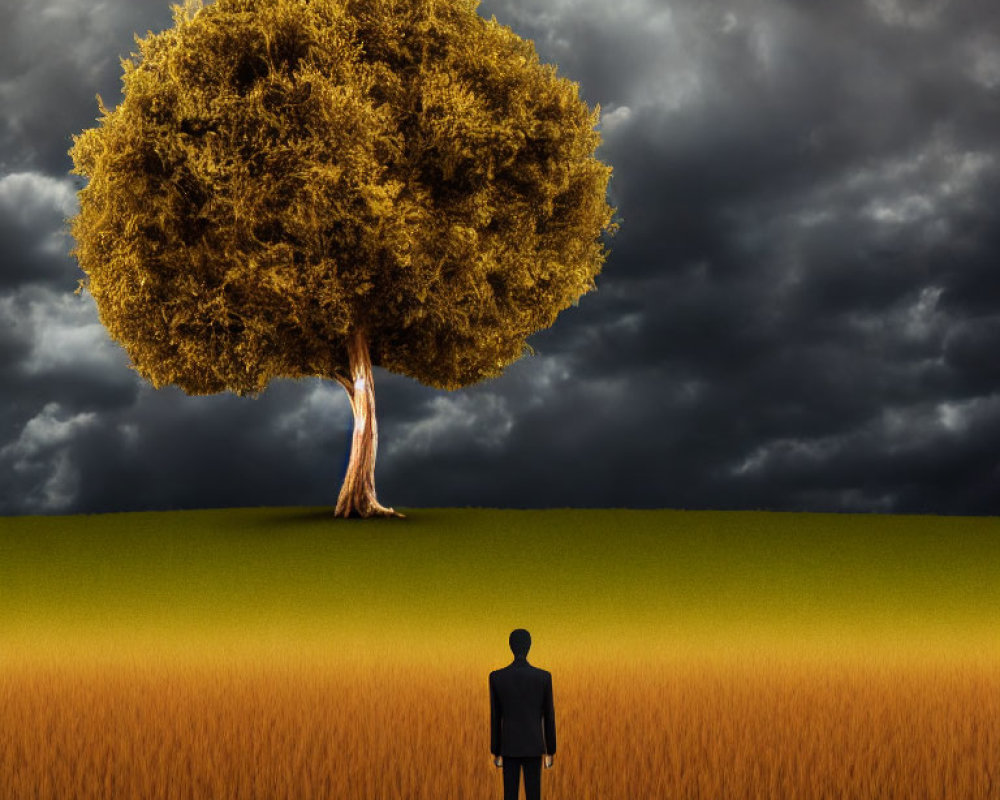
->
<box><xmin>68</xmin><ymin>0</ymin><xmax>618</xmax><ymax>395</ymax></box>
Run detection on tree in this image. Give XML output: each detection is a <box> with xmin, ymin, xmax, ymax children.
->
<box><xmin>67</xmin><ymin>0</ymin><xmax>619</xmax><ymax>518</ymax></box>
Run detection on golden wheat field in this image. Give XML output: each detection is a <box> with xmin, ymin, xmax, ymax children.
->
<box><xmin>0</xmin><ymin>642</ymin><xmax>997</xmax><ymax>800</ymax></box>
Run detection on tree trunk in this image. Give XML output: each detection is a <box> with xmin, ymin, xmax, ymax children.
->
<box><xmin>333</xmin><ymin>328</ymin><xmax>405</xmax><ymax>519</ymax></box>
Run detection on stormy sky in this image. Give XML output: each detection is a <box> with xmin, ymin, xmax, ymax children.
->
<box><xmin>2</xmin><ymin>0</ymin><xmax>1000</xmax><ymax>516</ymax></box>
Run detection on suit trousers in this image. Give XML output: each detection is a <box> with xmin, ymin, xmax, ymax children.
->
<box><xmin>502</xmin><ymin>755</ymin><xmax>542</xmax><ymax>800</ymax></box>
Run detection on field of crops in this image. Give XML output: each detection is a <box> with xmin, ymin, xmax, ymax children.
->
<box><xmin>0</xmin><ymin>506</ymin><xmax>997</xmax><ymax>798</ymax></box>
<box><xmin>1</xmin><ymin>647</ymin><xmax>996</xmax><ymax>799</ymax></box>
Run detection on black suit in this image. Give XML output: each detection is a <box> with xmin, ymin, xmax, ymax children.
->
<box><xmin>490</xmin><ymin>656</ymin><xmax>556</xmax><ymax>800</ymax></box>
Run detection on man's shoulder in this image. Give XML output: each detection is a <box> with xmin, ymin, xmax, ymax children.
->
<box><xmin>526</xmin><ymin>665</ymin><xmax>551</xmax><ymax>680</ymax></box>
<box><xmin>490</xmin><ymin>664</ymin><xmax>551</xmax><ymax>676</ymax></box>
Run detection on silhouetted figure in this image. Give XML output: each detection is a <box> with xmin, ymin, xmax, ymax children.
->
<box><xmin>489</xmin><ymin>629</ymin><xmax>556</xmax><ymax>800</ymax></box>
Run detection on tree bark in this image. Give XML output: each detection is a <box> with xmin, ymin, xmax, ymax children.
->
<box><xmin>333</xmin><ymin>327</ymin><xmax>405</xmax><ymax>519</ymax></box>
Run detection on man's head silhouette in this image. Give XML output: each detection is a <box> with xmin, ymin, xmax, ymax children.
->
<box><xmin>509</xmin><ymin>628</ymin><xmax>531</xmax><ymax>658</ymax></box>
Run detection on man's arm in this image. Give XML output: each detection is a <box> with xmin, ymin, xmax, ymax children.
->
<box><xmin>489</xmin><ymin>673</ymin><xmax>502</xmax><ymax>760</ymax></box>
<box><xmin>543</xmin><ymin>673</ymin><xmax>556</xmax><ymax>757</ymax></box>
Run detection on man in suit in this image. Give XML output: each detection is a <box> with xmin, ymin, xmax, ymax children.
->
<box><xmin>489</xmin><ymin>628</ymin><xmax>556</xmax><ymax>800</ymax></box>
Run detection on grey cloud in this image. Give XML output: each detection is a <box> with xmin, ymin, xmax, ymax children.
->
<box><xmin>0</xmin><ymin>400</ymin><xmax>101</xmax><ymax>513</ymax></box>
<box><xmin>943</xmin><ymin>316</ymin><xmax>1000</xmax><ymax>394</ymax></box>
<box><xmin>0</xmin><ymin>0</ymin><xmax>175</xmax><ymax>175</ymax></box>
<box><xmin>0</xmin><ymin>172</ymin><xmax>80</xmax><ymax>288</ymax></box>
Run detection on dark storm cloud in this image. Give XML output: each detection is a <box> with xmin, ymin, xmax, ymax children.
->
<box><xmin>0</xmin><ymin>0</ymin><xmax>175</xmax><ymax>175</ymax></box>
<box><xmin>469</xmin><ymin>0</ymin><xmax>1000</xmax><ymax>514</ymax></box>
<box><xmin>2</xmin><ymin>0</ymin><xmax>1000</xmax><ymax>516</ymax></box>
<box><xmin>0</xmin><ymin>172</ymin><xmax>81</xmax><ymax>288</ymax></box>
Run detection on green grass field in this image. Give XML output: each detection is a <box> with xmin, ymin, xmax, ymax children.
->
<box><xmin>1</xmin><ymin>506</ymin><xmax>998</xmax><ymax>672</ymax></box>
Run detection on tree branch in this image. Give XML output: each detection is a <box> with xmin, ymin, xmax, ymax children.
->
<box><xmin>333</xmin><ymin>371</ymin><xmax>354</xmax><ymax>397</ymax></box>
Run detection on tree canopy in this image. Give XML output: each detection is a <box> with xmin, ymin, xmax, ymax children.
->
<box><xmin>68</xmin><ymin>0</ymin><xmax>618</xmax><ymax>398</ymax></box>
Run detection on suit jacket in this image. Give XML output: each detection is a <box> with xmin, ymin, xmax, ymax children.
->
<box><xmin>489</xmin><ymin>656</ymin><xmax>556</xmax><ymax>757</ymax></box>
